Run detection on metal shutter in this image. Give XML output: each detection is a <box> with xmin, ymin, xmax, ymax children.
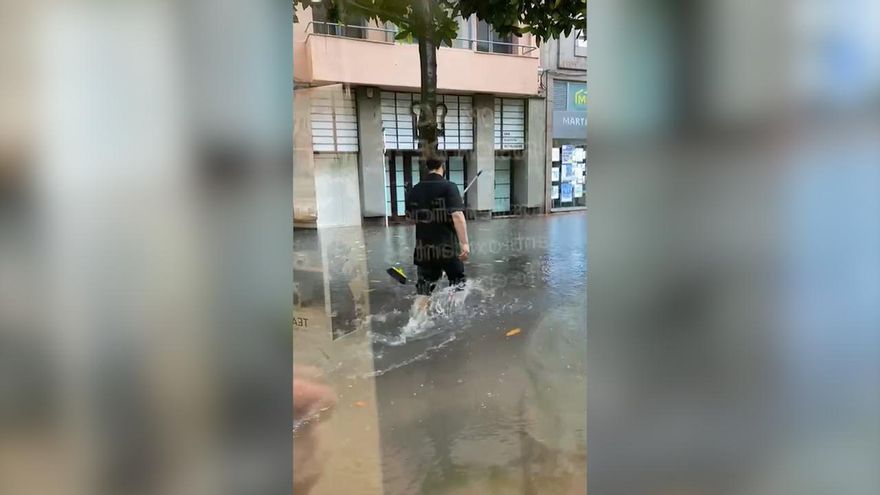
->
<box><xmin>381</xmin><ymin>91</ymin><xmax>415</xmax><ymax>150</ymax></box>
<box><xmin>381</xmin><ymin>92</ymin><xmax>473</xmax><ymax>150</ymax></box>
<box><xmin>437</xmin><ymin>95</ymin><xmax>474</xmax><ymax>151</ymax></box>
<box><xmin>310</xmin><ymin>89</ymin><xmax>358</xmax><ymax>152</ymax></box>
<box><xmin>494</xmin><ymin>98</ymin><xmax>526</xmax><ymax>150</ymax></box>
<box><xmin>553</xmin><ymin>80</ymin><xmax>568</xmax><ymax>111</ymax></box>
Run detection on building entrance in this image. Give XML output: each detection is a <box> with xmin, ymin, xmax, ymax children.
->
<box><xmin>384</xmin><ymin>151</ymin><xmax>467</xmax><ymax>221</ymax></box>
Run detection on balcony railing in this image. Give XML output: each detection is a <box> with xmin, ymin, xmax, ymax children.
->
<box><xmin>304</xmin><ymin>21</ymin><xmax>538</xmax><ymax>56</ymax></box>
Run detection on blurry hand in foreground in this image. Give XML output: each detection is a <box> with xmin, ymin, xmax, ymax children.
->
<box><xmin>293</xmin><ymin>366</ymin><xmax>336</xmax><ymax>494</ymax></box>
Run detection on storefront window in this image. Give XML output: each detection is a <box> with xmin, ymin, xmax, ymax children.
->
<box><xmin>551</xmin><ymin>80</ymin><xmax>587</xmax><ymax>210</ymax></box>
<box><xmin>551</xmin><ymin>142</ymin><xmax>587</xmax><ymax>208</ymax></box>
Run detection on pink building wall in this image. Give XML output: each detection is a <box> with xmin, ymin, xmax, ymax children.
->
<box><xmin>294</xmin><ymin>8</ymin><xmax>540</xmax><ymax>96</ymax></box>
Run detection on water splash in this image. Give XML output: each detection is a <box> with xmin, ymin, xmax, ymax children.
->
<box><xmin>369</xmin><ymin>308</ymin><xmax>402</xmax><ymax>324</ymax></box>
<box><xmin>394</xmin><ymin>280</ymin><xmax>478</xmax><ymax>345</ymax></box>
<box><xmin>363</xmin><ymin>279</ymin><xmax>492</xmax><ymax>347</ymax></box>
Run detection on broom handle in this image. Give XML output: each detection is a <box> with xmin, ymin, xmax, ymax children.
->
<box><xmin>463</xmin><ymin>169</ymin><xmax>484</xmax><ymax>194</ymax></box>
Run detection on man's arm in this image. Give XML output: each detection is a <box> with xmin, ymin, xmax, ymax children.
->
<box><xmin>446</xmin><ymin>182</ymin><xmax>469</xmax><ymax>260</ymax></box>
<box><xmin>452</xmin><ymin>211</ymin><xmax>470</xmax><ymax>261</ymax></box>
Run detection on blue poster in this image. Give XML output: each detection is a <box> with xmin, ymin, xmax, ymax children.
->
<box><xmin>561</xmin><ymin>144</ymin><xmax>575</xmax><ymax>181</ymax></box>
<box><xmin>560</xmin><ymin>182</ymin><xmax>573</xmax><ymax>202</ymax></box>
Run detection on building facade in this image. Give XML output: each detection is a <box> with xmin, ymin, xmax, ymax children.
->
<box><xmin>540</xmin><ymin>29</ymin><xmax>587</xmax><ymax>211</ymax></box>
<box><xmin>294</xmin><ymin>5</ymin><xmax>547</xmax><ymax>227</ymax></box>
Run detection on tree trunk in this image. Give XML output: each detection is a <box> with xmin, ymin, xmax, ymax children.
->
<box><xmin>415</xmin><ymin>0</ymin><xmax>439</xmax><ymax>179</ymax></box>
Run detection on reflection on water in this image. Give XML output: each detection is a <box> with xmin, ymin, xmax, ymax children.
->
<box><xmin>293</xmin><ymin>213</ymin><xmax>587</xmax><ymax>494</ymax></box>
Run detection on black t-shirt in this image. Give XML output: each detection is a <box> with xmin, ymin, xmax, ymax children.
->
<box><xmin>406</xmin><ymin>172</ymin><xmax>464</xmax><ymax>264</ymax></box>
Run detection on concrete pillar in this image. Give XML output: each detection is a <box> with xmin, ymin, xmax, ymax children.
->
<box><xmin>471</xmin><ymin>94</ymin><xmax>495</xmax><ymax>214</ymax></box>
<box><xmin>525</xmin><ymin>97</ymin><xmax>548</xmax><ymax>208</ymax></box>
<box><xmin>314</xmin><ymin>153</ymin><xmax>362</xmax><ymax>228</ymax></box>
<box><xmin>355</xmin><ymin>87</ymin><xmax>387</xmax><ymax>217</ymax></box>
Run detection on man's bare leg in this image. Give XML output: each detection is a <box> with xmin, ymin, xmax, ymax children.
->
<box><xmin>413</xmin><ymin>294</ymin><xmax>430</xmax><ymax>317</ymax></box>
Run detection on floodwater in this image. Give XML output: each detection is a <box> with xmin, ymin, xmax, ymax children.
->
<box><xmin>294</xmin><ymin>212</ymin><xmax>587</xmax><ymax>495</ymax></box>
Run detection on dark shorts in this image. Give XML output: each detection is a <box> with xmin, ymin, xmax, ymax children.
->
<box><xmin>416</xmin><ymin>258</ymin><xmax>466</xmax><ymax>295</ymax></box>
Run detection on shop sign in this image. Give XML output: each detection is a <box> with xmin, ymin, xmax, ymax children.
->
<box><xmin>553</xmin><ymin>111</ymin><xmax>587</xmax><ymax>139</ymax></box>
<box><xmin>567</xmin><ymin>83</ymin><xmax>587</xmax><ymax>111</ymax></box>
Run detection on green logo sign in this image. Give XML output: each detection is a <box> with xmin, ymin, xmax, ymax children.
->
<box><xmin>567</xmin><ymin>83</ymin><xmax>587</xmax><ymax>111</ymax></box>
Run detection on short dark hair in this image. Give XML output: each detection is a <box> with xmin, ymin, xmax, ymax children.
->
<box><xmin>426</xmin><ymin>158</ymin><xmax>445</xmax><ymax>171</ymax></box>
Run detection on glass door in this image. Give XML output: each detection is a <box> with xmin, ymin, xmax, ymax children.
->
<box><xmin>493</xmin><ymin>155</ymin><xmax>513</xmax><ymax>214</ymax></box>
<box><xmin>385</xmin><ymin>151</ymin><xmax>413</xmax><ymax>221</ymax></box>
<box><xmin>447</xmin><ymin>154</ymin><xmax>466</xmax><ymax>195</ymax></box>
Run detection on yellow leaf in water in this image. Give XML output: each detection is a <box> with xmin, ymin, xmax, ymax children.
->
<box><xmin>505</xmin><ymin>328</ymin><xmax>522</xmax><ymax>337</ymax></box>
<box><xmin>353</xmin><ymin>400</ymin><xmax>367</xmax><ymax>408</ymax></box>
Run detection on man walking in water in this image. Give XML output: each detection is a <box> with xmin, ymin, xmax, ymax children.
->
<box><xmin>406</xmin><ymin>157</ymin><xmax>470</xmax><ymax>304</ymax></box>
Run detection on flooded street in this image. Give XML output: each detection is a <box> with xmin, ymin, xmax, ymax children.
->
<box><xmin>294</xmin><ymin>212</ymin><xmax>586</xmax><ymax>495</ymax></box>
